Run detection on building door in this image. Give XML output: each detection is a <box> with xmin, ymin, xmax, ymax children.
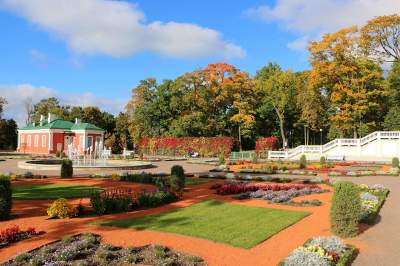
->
<box><xmin>64</xmin><ymin>136</ymin><xmax>73</xmax><ymax>151</ymax></box>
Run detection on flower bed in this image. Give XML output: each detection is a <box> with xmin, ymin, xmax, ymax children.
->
<box><xmin>3</xmin><ymin>233</ymin><xmax>204</xmax><ymax>266</ymax></box>
<box><xmin>236</xmin><ymin>187</ymin><xmax>327</xmax><ymax>204</ymax></box>
<box><xmin>212</xmin><ymin>181</ymin><xmax>321</xmax><ymax>195</ymax></box>
<box><xmin>359</xmin><ymin>184</ymin><xmax>390</xmax><ymax>224</ymax></box>
<box><xmin>0</xmin><ymin>225</ymin><xmax>42</xmax><ymax>249</ymax></box>
<box><xmin>281</xmin><ymin>236</ymin><xmax>358</xmax><ymax>266</ymax></box>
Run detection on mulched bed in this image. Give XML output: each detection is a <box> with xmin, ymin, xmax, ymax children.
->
<box><xmin>3</xmin><ymin>233</ymin><xmax>205</xmax><ymax>266</ymax></box>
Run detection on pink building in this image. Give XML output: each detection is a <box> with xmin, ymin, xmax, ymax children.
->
<box><xmin>17</xmin><ymin>113</ymin><xmax>104</xmax><ymax>155</ymax></box>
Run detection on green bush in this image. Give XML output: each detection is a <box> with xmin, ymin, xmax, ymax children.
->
<box><xmin>0</xmin><ymin>176</ymin><xmax>12</xmax><ymax>220</ymax></box>
<box><xmin>392</xmin><ymin>157</ymin><xmax>399</xmax><ymax>168</ymax></box>
<box><xmin>218</xmin><ymin>152</ymin><xmax>225</xmax><ymax>165</ymax></box>
<box><xmin>138</xmin><ymin>191</ymin><xmax>178</xmax><ymax>208</ymax></box>
<box><xmin>299</xmin><ymin>155</ymin><xmax>307</xmax><ymax>169</ymax></box>
<box><xmin>251</xmin><ymin>152</ymin><xmax>258</xmax><ymax>163</ymax></box>
<box><xmin>330</xmin><ymin>181</ymin><xmax>361</xmax><ymax>237</ymax></box>
<box><xmin>90</xmin><ymin>191</ymin><xmax>134</xmax><ymax>215</ymax></box>
<box><xmin>61</xmin><ymin>159</ymin><xmax>73</xmax><ymax>178</ymax></box>
<box><xmin>170</xmin><ymin>165</ymin><xmax>185</xmax><ymax>195</ymax></box>
<box><xmin>320</xmin><ymin>156</ymin><xmax>326</xmax><ymax>165</ymax></box>
<box><xmin>121</xmin><ymin>173</ymin><xmax>155</xmax><ymax>184</ymax></box>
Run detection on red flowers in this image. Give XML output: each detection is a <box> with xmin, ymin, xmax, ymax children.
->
<box><xmin>214</xmin><ymin>183</ymin><xmax>320</xmax><ymax>195</ymax></box>
<box><xmin>0</xmin><ymin>225</ymin><xmax>38</xmax><ymax>246</ymax></box>
<box><xmin>139</xmin><ymin>137</ymin><xmax>234</xmax><ymax>157</ymax></box>
<box><xmin>255</xmin><ymin>137</ymin><xmax>278</xmax><ymax>153</ymax></box>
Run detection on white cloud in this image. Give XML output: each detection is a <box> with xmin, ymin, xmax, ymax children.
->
<box><xmin>244</xmin><ymin>0</ymin><xmax>400</xmax><ymax>51</ymax></box>
<box><xmin>0</xmin><ymin>84</ymin><xmax>125</xmax><ymax>126</ymax></box>
<box><xmin>0</xmin><ymin>0</ymin><xmax>245</xmax><ymax>59</ymax></box>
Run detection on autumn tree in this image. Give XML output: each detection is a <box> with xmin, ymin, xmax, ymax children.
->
<box><xmin>308</xmin><ymin>27</ymin><xmax>387</xmax><ymax>138</ymax></box>
<box><xmin>204</xmin><ymin>63</ymin><xmax>256</xmax><ymax>150</ymax></box>
<box><xmin>361</xmin><ymin>14</ymin><xmax>400</xmax><ymax>62</ymax></box>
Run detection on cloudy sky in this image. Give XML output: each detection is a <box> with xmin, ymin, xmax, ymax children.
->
<box><xmin>1</xmin><ymin>0</ymin><xmax>400</xmax><ymax>125</ymax></box>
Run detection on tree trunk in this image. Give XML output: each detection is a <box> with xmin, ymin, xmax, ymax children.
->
<box><xmin>238</xmin><ymin>124</ymin><xmax>242</xmax><ymax>151</ymax></box>
<box><xmin>275</xmin><ymin>110</ymin><xmax>286</xmax><ymax>149</ymax></box>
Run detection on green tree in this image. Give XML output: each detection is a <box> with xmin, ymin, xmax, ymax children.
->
<box><xmin>32</xmin><ymin>97</ymin><xmax>68</xmax><ymax>123</ymax></box>
<box><xmin>257</xmin><ymin>68</ymin><xmax>297</xmax><ymax>148</ymax></box>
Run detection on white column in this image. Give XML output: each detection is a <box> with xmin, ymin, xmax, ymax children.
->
<box><xmin>48</xmin><ymin>131</ymin><xmax>52</xmax><ymax>152</ymax></box>
<box><xmin>17</xmin><ymin>132</ymin><xmax>20</xmax><ymax>150</ymax></box>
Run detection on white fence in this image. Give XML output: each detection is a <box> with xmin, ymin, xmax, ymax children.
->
<box><xmin>268</xmin><ymin>131</ymin><xmax>400</xmax><ymax>161</ymax></box>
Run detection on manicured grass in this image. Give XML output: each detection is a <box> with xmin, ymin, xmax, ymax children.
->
<box><xmin>12</xmin><ymin>184</ymin><xmax>104</xmax><ymax>200</ymax></box>
<box><xmin>185</xmin><ymin>178</ymin><xmax>210</xmax><ymax>186</ymax></box>
<box><xmin>96</xmin><ymin>200</ymin><xmax>310</xmax><ymax>249</ymax></box>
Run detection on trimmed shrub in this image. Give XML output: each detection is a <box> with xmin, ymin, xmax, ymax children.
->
<box><xmin>218</xmin><ymin>151</ymin><xmax>225</xmax><ymax>165</ymax></box>
<box><xmin>61</xmin><ymin>159</ymin><xmax>73</xmax><ymax>178</ymax></box>
<box><xmin>170</xmin><ymin>165</ymin><xmax>185</xmax><ymax>195</ymax></box>
<box><xmin>90</xmin><ymin>191</ymin><xmax>134</xmax><ymax>215</ymax></box>
<box><xmin>0</xmin><ymin>176</ymin><xmax>12</xmax><ymax>220</ymax></box>
<box><xmin>47</xmin><ymin>198</ymin><xmax>78</xmax><ymax>219</ymax></box>
<box><xmin>138</xmin><ymin>192</ymin><xmax>178</xmax><ymax>208</ymax></box>
<box><xmin>392</xmin><ymin>157</ymin><xmax>399</xmax><ymax>168</ymax></box>
<box><xmin>320</xmin><ymin>156</ymin><xmax>326</xmax><ymax>165</ymax></box>
<box><xmin>330</xmin><ymin>181</ymin><xmax>361</xmax><ymax>237</ymax></box>
<box><xmin>299</xmin><ymin>155</ymin><xmax>307</xmax><ymax>169</ymax></box>
<box><xmin>251</xmin><ymin>152</ymin><xmax>258</xmax><ymax>163</ymax></box>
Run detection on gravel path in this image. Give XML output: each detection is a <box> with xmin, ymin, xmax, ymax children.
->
<box><xmin>332</xmin><ymin>176</ymin><xmax>400</xmax><ymax>266</ymax></box>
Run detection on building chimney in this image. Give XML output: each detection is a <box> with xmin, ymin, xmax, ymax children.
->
<box><xmin>75</xmin><ymin>118</ymin><xmax>81</xmax><ymax>124</ymax></box>
<box><xmin>40</xmin><ymin>114</ymin><xmax>44</xmax><ymax>126</ymax></box>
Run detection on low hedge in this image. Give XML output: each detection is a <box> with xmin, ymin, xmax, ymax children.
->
<box><xmin>138</xmin><ymin>191</ymin><xmax>178</xmax><ymax>208</ymax></box>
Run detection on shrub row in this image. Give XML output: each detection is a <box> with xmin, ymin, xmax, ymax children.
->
<box><xmin>0</xmin><ymin>225</ymin><xmax>40</xmax><ymax>249</ymax></box>
<box><xmin>0</xmin><ymin>175</ymin><xmax>12</xmax><ymax>220</ymax></box>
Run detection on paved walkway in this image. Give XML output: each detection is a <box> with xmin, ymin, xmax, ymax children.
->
<box><xmin>0</xmin><ymin>158</ymin><xmax>213</xmax><ymax>176</ymax></box>
<box><xmin>332</xmin><ymin>176</ymin><xmax>400</xmax><ymax>266</ymax></box>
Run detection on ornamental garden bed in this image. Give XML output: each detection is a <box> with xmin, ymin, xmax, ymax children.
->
<box><xmin>359</xmin><ymin>184</ymin><xmax>390</xmax><ymax>224</ymax></box>
<box><xmin>95</xmin><ymin>200</ymin><xmax>310</xmax><ymax>249</ymax></box>
<box><xmin>0</xmin><ymin>225</ymin><xmax>43</xmax><ymax>249</ymax></box>
<box><xmin>3</xmin><ymin>233</ymin><xmax>205</xmax><ymax>266</ymax></box>
<box><xmin>280</xmin><ymin>236</ymin><xmax>358</xmax><ymax>266</ymax></box>
<box><xmin>12</xmin><ymin>184</ymin><xmax>104</xmax><ymax>200</ymax></box>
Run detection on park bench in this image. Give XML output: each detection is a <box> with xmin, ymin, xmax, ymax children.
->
<box><xmin>326</xmin><ymin>155</ymin><xmax>345</xmax><ymax>161</ymax></box>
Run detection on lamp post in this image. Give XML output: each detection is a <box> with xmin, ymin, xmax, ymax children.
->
<box><xmin>320</xmin><ymin>128</ymin><xmax>323</xmax><ymax>145</ymax></box>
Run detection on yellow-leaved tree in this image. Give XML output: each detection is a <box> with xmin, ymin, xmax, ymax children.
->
<box><xmin>308</xmin><ymin>27</ymin><xmax>387</xmax><ymax>138</ymax></box>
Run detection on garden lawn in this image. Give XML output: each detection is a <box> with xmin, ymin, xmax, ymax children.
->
<box><xmin>185</xmin><ymin>178</ymin><xmax>210</xmax><ymax>186</ymax></box>
<box><xmin>96</xmin><ymin>200</ymin><xmax>310</xmax><ymax>249</ymax></box>
<box><xmin>12</xmin><ymin>184</ymin><xmax>104</xmax><ymax>200</ymax></box>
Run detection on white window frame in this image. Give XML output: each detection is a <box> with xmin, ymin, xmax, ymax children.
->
<box><xmin>42</xmin><ymin>135</ymin><xmax>46</xmax><ymax>147</ymax></box>
<box><xmin>27</xmin><ymin>135</ymin><xmax>31</xmax><ymax>147</ymax></box>
<box><xmin>34</xmin><ymin>135</ymin><xmax>39</xmax><ymax>147</ymax></box>
<box><xmin>20</xmin><ymin>135</ymin><xmax>25</xmax><ymax>145</ymax></box>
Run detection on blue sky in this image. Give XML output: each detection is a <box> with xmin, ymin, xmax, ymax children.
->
<box><xmin>0</xmin><ymin>0</ymin><xmax>398</xmax><ymax>125</ymax></box>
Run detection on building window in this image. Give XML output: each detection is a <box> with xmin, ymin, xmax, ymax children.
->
<box><xmin>87</xmin><ymin>136</ymin><xmax>93</xmax><ymax>149</ymax></box>
<box><xmin>80</xmin><ymin>136</ymin><xmax>84</xmax><ymax>148</ymax></box>
<box><xmin>96</xmin><ymin>136</ymin><xmax>101</xmax><ymax>146</ymax></box>
<box><xmin>34</xmin><ymin>135</ymin><xmax>39</xmax><ymax>147</ymax></box>
<box><xmin>42</xmin><ymin>135</ymin><xmax>46</xmax><ymax>147</ymax></box>
<box><xmin>20</xmin><ymin>135</ymin><xmax>24</xmax><ymax>145</ymax></box>
<box><xmin>27</xmin><ymin>135</ymin><xmax>31</xmax><ymax>147</ymax></box>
